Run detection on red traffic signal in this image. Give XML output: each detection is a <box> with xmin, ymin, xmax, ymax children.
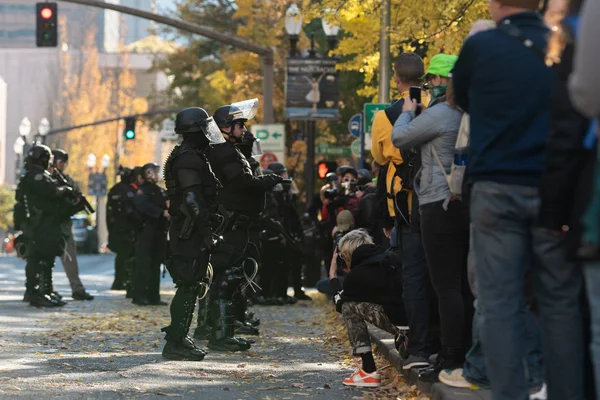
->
<box><xmin>36</xmin><ymin>2</ymin><xmax>57</xmax><ymax>47</ymax></box>
<box><xmin>40</xmin><ymin>7</ymin><xmax>53</xmax><ymax>19</ymax></box>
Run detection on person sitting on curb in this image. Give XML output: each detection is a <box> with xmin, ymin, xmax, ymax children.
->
<box><xmin>330</xmin><ymin>229</ymin><xmax>406</xmax><ymax>388</ymax></box>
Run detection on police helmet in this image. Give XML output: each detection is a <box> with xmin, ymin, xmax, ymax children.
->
<box><xmin>213</xmin><ymin>99</ymin><xmax>259</xmax><ymax>129</ymax></box>
<box><xmin>213</xmin><ymin>105</ymin><xmax>238</xmax><ymax>128</ymax></box>
<box><xmin>52</xmin><ymin>149</ymin><xmax>68</xmax><ymax>163</ymax></box>
<box><xmin>262</xmin><ymin>168</ymin><xmax>274</xmax><ymax>175</ymax></box>
<box><xmin>117</xmin><ymin>165</ymin><xmax>133</xmax><ymax>182</ymax></box>
<box><xmin>26</xmin><ymin>144</ymin><xmax>53</xmax><ymax>169</ymax></box>
<box><xmin>267</xmin><ymin>162</ymin><xmax>287</xmax><ymax>176</ymax></box>
<box><xmin>174</xmin><ymin>107</ymin><xmax>224</xmax><ymax>144</ymax></box>
<box><xmin>325</xmin><ymin>172</ymin><xmax>338</xmax><ymax>183</ymax></box>
<box><xmin>141</xmin><ymin>162</ymin><xmax>160</xmax><ymax>180</ymax></box>
<box><xmin>337</xmin><ymin>165</ymin><xmax>357</xmax><ymax>178</ymax></box>
<box><xmin>132</xmin><ymin>166</ymin><xmax>143</xmax><ymax>182</ymax></box>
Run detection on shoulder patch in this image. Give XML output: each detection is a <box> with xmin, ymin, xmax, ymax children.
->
<box><xmin>136</xmin><ymin>189</ymin><xmax>144</xmax><ymax>196</ymax></box>
<box><xmin>127</xmin><ymin>192</ymin><xmax>135</xmax><ymax>198</ymax></box>
<box><xmin>34</xmin><ymin>174</ymin><xmax>43</xmax><ymax>181</ymax></box>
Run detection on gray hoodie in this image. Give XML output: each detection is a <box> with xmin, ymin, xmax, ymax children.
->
<box><xmin>391</xmin><ymin>103</ymin><xmax>463</xmax><ymax>206</ymax></box>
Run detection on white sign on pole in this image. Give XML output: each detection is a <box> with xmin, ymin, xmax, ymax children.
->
<box><xmin>161</xmin><ymin>118</ymin><xmax>177</xmax><ymax>141</ymax></box>
<box><xmin>252</xmin><ymin>124</ymin><xmax>286</xmax><ymax>165</ymax></box>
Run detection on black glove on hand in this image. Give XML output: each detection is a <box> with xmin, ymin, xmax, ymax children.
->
<box><xmin>241</xmin><ymin>131</ymin><xmax>256</xmax><ymax>146</ymax></box>
<box><xmin>281</xmin><ymin>178</ymin><xmax>292</xmax><ymax>191</ymax></box>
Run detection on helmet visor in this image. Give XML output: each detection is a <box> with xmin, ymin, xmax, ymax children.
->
<box><xmin>229</xmin><ymin>98</ymin><xmax>259</xmax><ymax>122</ymax></box>
<box><xmin>251</xmin><ymin>139</ymin><xmax>263</xmax><ymax>160</ymax></box>
<box><xmin>205</xmin><ymin>118</ymin><xmax>225</xmax><ymax>144</ymax></box>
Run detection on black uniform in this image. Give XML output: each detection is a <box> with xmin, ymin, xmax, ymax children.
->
<box><xmin>16</xmin><ymin>146</ymin><xmax>82</xmax><ymax>307</ymax></box>
<box><xmin>198</xmin><ymin>141</ymin><xmax>281</xmax><ymax>350</ymax></box>
<box><xmin>107</xmin><ymin>171</ymin><xmax>139</xmax><ymax>292</ymax></box>
<box><xmin>132</xmin><ymin>175</ymin><xmax>168</xmax><ymax>305</ymax></box>
<box><xmin>161</xmin><ymin>106</ymin><xmax>222</xmax><ymax>362</ymax></box>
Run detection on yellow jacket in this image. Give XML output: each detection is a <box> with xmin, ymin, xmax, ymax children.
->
<box><xmin>370</xmin><ymin>91</ymin><xmax>429</xmax><ymax>217</ymax></box>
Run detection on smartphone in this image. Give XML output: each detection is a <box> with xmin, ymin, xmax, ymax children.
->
<box><xmin>409</xmin><ymin>86</ymin><xmax>422</xmax><ymax>116</ymax></box>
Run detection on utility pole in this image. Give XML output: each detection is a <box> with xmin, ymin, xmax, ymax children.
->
<box><xmin>378</xmin><ymin>0</ymin><xmax>391</xmax><ymax>103</ymax></box>
<box><xmin>58</xmin><ymin>0</ymin><xmax>275</xmax><ymax>123</ymax></box>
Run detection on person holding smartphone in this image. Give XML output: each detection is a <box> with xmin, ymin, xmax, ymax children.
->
<box><xmin>391</xmin><ymin>54</ymin><xmax>473</xmax><ymax>383</ymax></box>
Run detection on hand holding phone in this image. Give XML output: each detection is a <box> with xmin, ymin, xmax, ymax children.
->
<box><xmin>409</xmin><ymin>86</ymin><xmax>422</xmax><ymax>116</ymax></box>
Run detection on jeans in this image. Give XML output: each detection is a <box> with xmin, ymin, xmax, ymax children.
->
<box><xmin>463</xmin><ymin>301</ymin><xmax>544</xmax><ymax>389</ymax></box>
<box><xmin>584</xmin><ymin>262</ymin><xmax>600</xmax><ymax>400</ymax></box>
<box><xmin>398</xmin><ymin>224</ymin><xmax>430</xmax><ymax>357</ymax></box>
<box><xmin>471</xmin><ymin>181</ymin><xmax>584</xmax><ymax>400</ymax></box>
<box><xmin>420</xmin><ymin>200</ymin><xmax>472</xmax><ymax>352</ymax></box>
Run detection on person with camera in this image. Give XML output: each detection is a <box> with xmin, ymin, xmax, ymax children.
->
<box><xmin>329</xmin><ymin>229</ymin><xmax>406</xmax><ymax>387</ymax></box>
<box><xmin>50</xmin><ymin>149</ymin><xmax>94</xmax><ymax>301</ymax></box>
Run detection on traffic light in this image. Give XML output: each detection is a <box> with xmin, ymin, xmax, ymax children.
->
<box><xmin>123</xmin><ymin>117</ymin><xmax>136</xmax><ymax>140</ymax></box>
<box><xmin>317</xmin><ymin>161</ymin><xmax>338</xmax><ymax>179</ymax></box>
<box><xmin>36</xmin><ymin>3</ymin><xmax>58</xmax><ymax>47</ymax></box>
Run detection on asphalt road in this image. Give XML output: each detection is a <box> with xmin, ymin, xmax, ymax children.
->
<box><xmin>0</xmin><ymin>255</ymin><xmax>364</xmax><ymax>399</ymax></box>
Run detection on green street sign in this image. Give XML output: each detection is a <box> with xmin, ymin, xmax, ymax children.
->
<box><xmin>363</xmin><ymin>103</ymin><xmax>390</xmax><ymax>133</ymax></box>
<box><xmin>316</xmin><ymin>142</ymin><xmax>351</xmax><ymax>156</ymax></box>
<box><xmin>351</xmin><ymin>139</ymin><xmax>361</xmax><ymax>157</ymax></box>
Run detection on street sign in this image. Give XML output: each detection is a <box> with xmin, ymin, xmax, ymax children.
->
<box><xmin>252</xmin><ymin>124</ymin><xmax>286</xmax><ymax>165</ymax></box>
<box><xmin>363</xmin><ymin>103</ymin><xmax>390</xmax><ymax>133</ymax></box>
<box><xmin>285</xmin><ymin>57</ymin><xmax>339</xmax><ymax>120</ymax></box>
<box><xmin>88</xmin><ymin>172</ymin><xmax>107</xmax><ymax>197</ymax></box>
<box><xmin>161</xmin><ymin>118</ymin><xmax>177</xmax><ymax>141</ymax></box>
<box><xmin>316</xmin><ymin>142</ymin><xmax>351</xmax><ymax>157</ymax></box>
<box><xmin>351</xmin><ymin>139</ymin><xmax>361</xmax><ymax>157</ymax></box>
<box><xmin>260</xmin><ymin>152</ymin><xmax>278</xmax><ymax>170</ymax></box>
<box><xmin>348</xmin><ymin>113</ymin><xmax>362</xmax><ymax>138</ymax></box>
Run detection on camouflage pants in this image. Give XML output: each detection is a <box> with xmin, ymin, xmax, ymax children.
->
<box><xmin>341</xmin><ymin>301</ymin><xmax>399</xmax><ymax>355</ymax></box>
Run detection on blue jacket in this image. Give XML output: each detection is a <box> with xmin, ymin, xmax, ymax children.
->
<box><xmin>452</xmin><ymin>12</ymin><xmax>554</xmax><ymax>187</ymax></box>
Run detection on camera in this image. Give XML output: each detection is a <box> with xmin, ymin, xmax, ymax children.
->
<box><xmin>333</xmin><ymin>230</ymin><xmax>348</xmax><ymax>274</ymax></box>
<box><xmin>323</xmin><ymin>188</ymin><xmax>339</xmax><ymax>200</ymax></box>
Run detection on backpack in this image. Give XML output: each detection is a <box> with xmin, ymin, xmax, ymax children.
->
<box><xmin>431</xmin><ymin>113</ymin><xmax>469</xmax><ymax>200</ymax></box>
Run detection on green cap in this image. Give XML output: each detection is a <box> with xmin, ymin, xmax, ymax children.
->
<box><xmin>425</xmin><ymin>54</ymin><xmax>458</xmax><ymax>78</ymax></box>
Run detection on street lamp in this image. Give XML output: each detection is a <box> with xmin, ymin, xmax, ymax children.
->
<box><xmin>19</xmin><ymin>117</ymin><xmax>32</xmax><ymax>138</ymax></box>
<box><xmin>13</xmin><ymin>137</ymin><xmax>24</xmax><ymax>156</ymax></box>
<box><xmin>321</xmin><ymin>11</ymin><xmax>341</xmax><ymax>52</ymax></box>
<box><xmin>285</xmin><ymin>4</ymin><xmax>303</xmax><ymax>57</ymax></box>
<box><xmin>101</xmin><ymin>154</ymin><xmax>110</xmax><ymax>169</ymax></box>
<box><xmin>37</xmin><ymin>117</ymin><xmax>50</xmax><ymax>144</ymax></box>
<box><xmin>87</xmin><ymin>153</ymin><xmax>97</xmax><ymax>169</ymax></box>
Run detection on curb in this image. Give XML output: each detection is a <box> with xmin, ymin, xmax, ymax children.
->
<box><xmin>367</xmin><ymin>324</ymin><xmax>492</xmax><ymax>400</ymax></box>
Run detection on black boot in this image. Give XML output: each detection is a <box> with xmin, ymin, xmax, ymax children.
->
<box><xmin>234</xmin><ymin>320</ymin><xmax>260</xmax><ymax>336</ymax></box>
<box><xmin>162</xmin><ymin>285</ymin><xmax>205</xmax><ymax>361</ymax></box>
<box><xmin>37</xmin><ymin>263</ymin><xmax>65</xmax><ymax>307</ymax></box>
<box><xmin>207</xmin><ymin>299</ymin><xmax>251</xmax><ymax>352</ymax></box>
<box><xmin>72</xmin><ymin>290</ymin><xmax>94</xmax><ymax>300</ymax></box>
<box><xmin>418</xmin><ymin>347</ymin><xmax>465</xmax><ymax>383</ymax></box>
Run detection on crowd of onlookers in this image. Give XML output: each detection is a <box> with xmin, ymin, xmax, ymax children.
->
<box><xmin>316</xmin><ymin>0</ymin><xmax>600</xmax><ymax>397</ymax></box>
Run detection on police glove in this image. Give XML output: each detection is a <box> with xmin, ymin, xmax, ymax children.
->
<box><xmin>241</xmin><ymin>131</ymin><xmax>256</xmax><ymax>146</ymax></box>
<box><xmin>281</xmin><ymin>178</ymin><xmax>293</xmax><ymax>191</ymax></box>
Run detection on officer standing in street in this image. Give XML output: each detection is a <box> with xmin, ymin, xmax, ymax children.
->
<box><xmin>131</xmin><ymin>163</ymin><xmax>169</xmax><ymax>306</ymax></box>
<box><xmin>16</xmin><ymin>145</ymin><xmax>82</xmax><ymax>307</ymax></box>
<box><xmin>161</xmin><ymin>107</ymin><xmax>223</xmax><ymax>361</ymax></box>
<box><xmin>50</xmin><ymin>149</ymin><xmax>94</xmax><ymax>301</ymax></box>
<box><xmin>267</xmin><ymin>162</ymin><xmax>309</xmax><ymax>302</ymax></box>
<box><xmin>195</xmin><ymin>99</ymin><xmax>284</xmax><ymax>352</ymax></box>
<box><xmin>107</xmin><ymin>166</ymin><xmax>140</xmax><ymax>293</ymax></box>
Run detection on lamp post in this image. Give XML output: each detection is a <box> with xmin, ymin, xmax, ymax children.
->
<box><xmin>13</xmin><ymin>137</ymin><xmax>25</xmax><ymax>182</ymax></box>
<box><xmin>18</xmin><ymin>117</ymin><xmax>32</xmax><ymax>178</ymax></box>
<box><xmin>284</xmin><ymin>5</ymin><xmax>340</xmax><ymax>206</ymax></box>
<box><xmin>38</xmin><ymin>118</ymin><xmax>50</xmax><ymax>145</ymax></box>
<box><xmin>285</xmin><ymin>4</ymin><xmax>302</xmax><ymax>57</ymax></box>
<box><xmin>321</xmin><ymin>11</ymin><xmax>341</xmax><ymax>53</ymax></box>
<box><xmin>87</xmin><ymin>153</ymin><xmax>99</xmax><ymax>252</ymax></box>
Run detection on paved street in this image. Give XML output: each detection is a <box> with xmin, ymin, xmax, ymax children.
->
<box><xmin>0</xmin><ymin>255</ymin><xmax>365</xmax><ymax>399</ymax></box>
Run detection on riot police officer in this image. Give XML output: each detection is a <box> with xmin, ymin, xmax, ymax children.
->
<box><xmin>16</xmin><ymin>145</ymin><xmax>82</xmax><ymax>307</ymax></box>
<box><xmin>131</xmin><ymin>163</ymin><xmax>169</xmax><ymax>306</ymax></box>
<box><xmin>106</xmin><ymin>166</ymin><xmax>139</xmax><ymax>293</ymax></box>
<box><xmin>161</xmin><ymin>107</ymin><xmax>222</xmax><ymax>361</ymax></box>
<box><xmin>197</xmin><ymin>99</ymin><xmax>284</xmax><ymax>352</ymax></box>
<box><xmin>268</xmin><ymin>162</ymin><xmax>309</xmax><ymax>301</ymax></box>
<box><xmin>51</xmin><ymin>149</ymin><xmax>94</xmax><ymax>301</ymax></box>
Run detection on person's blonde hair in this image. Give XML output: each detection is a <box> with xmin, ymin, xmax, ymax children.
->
<box><xmin>338</xmin><ymin>229</ymin><xmax>374</xmax><ymax>265</ymax></box>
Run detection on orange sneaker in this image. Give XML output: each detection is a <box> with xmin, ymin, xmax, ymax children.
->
<box><xmin>343</xmin><ymin>369</ymin><xmax>381</xmax><ymax>387</ymax></box>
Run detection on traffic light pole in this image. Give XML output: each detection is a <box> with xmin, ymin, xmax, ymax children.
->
<box><xmin>58</xmin><ymin>0</ymin><xmax>275</xmax><ymax>124</ymax></box>
<box><xmin>304</xmin><ymin>120</ymin><xmax>316</xmax><ymax>205</ymax></box>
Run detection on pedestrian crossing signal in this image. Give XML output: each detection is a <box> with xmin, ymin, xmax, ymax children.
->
<box><xmin>124</xmin><ymin>117</ymin><xmax>136</xmax><ymax>140</ymax></box>
<box><xmin>317</xmin><ymin>161</ymin><xmax>337</xmax><ymax>179</ymax></box>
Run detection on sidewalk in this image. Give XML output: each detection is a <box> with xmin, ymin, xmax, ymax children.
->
<box><xmin>368</xmin><ymin>324</ymin><xmax>492</xmax><ymax>400</ymax></box>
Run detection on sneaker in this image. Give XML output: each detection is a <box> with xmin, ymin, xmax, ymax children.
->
<box><xmin>402</xmin><ymin>355</ymin><xmax>430</xmax><ymax>370</ymax></box>
<box><xmin>343</xmin><ymin>369</ymin><xmax>381</xmax><ymax>388</ymax></box>
<box><xmin>530</xmin><ymin>383</ymin><xmax>547</xmax><ymax>400</ymax></box>
<box><xmin>439</xmin><ymin>368</ymin><xmax>471</xmax><ymax>388</ymax></box>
